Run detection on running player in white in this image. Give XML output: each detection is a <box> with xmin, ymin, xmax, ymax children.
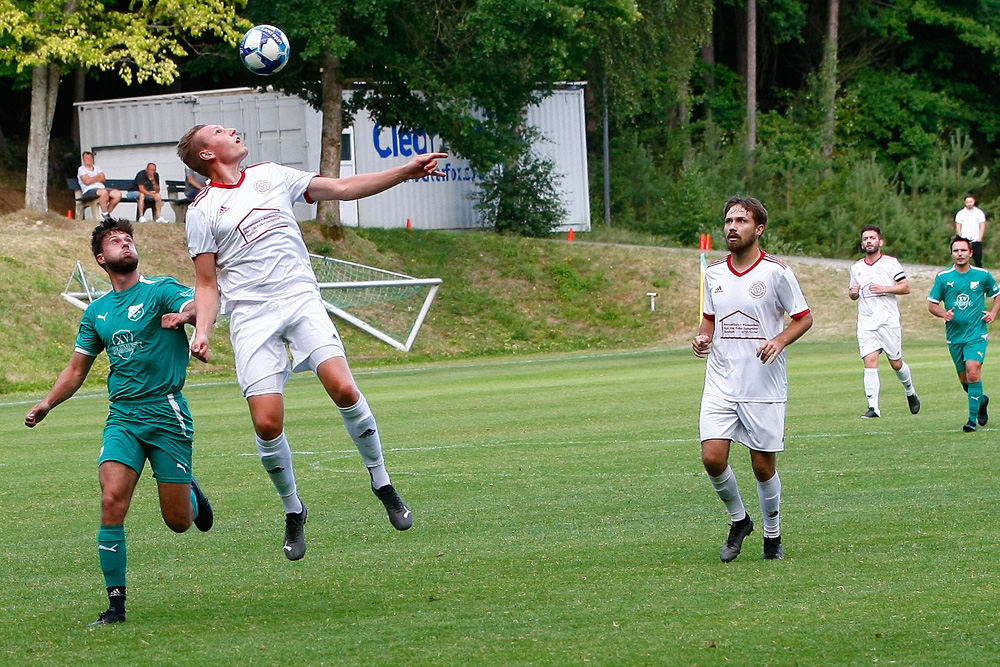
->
<box><xmin>177</xmin><ymin>124</ymin><xmax>446</xmax><ymax>560</ymax></box>
<box><xmin>692</xmin><ymin>196</ymin><xmax>813</xmax><ymax>562</ymax></box>
<box><xmin>848</xmin><ymin>225</ymin><xmax>920</xmax><ymax>418</ymax></box>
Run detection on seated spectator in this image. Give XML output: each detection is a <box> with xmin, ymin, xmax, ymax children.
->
<box><xmin>136</xmin><ymin>162</ymin><xmax>168</xmax><ymax>223</ymax></box>
<box><xmin>185</xmin><ymin>166</ymin><xmax>208</xmax><ymax>201</ymax></box>
<box><xmin>77</xmin><ymin>151</ymin><xmax>122</xmax><ymax>219</ymax></box>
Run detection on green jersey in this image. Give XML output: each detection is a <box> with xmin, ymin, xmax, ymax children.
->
<box><xmin>928</xmin><ymin>265</ymin><xmax>1000</xmax><ymax>345</ymax></box>
<box><xmin>75</xmin><ymin>276</ymin><xmax>194</xmax><ymax>402</ymax></box>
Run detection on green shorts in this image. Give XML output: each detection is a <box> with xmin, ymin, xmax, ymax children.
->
<box><xmin>948</xmin><ymin>339</ymin><xmax>989</xmax><ymax>374</ymax></box>
<box><xmin>100</xmin><ymin>394</ymin><xmax>194</xmax><ymax>484</ymax></box>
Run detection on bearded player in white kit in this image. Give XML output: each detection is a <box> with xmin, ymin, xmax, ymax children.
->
<box><xmin>692</xmin><ymin>196</ymin><xmax>813</xmax><ymax>562</ymax></box>
<box><xmin>848</xmin><ymin>225</ymin><xmax>920</xmax><ymax>418</ymax></box>
<box><xmin>177</xmin><ymin>124</ymin><xmax>447</xmax><ymax>560</ymax></box>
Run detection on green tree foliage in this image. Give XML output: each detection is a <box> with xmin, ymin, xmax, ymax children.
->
<box><xmin>0</xmin><ymin>0</ymin><xmax>246</xmax><ymax>212</ymax></box>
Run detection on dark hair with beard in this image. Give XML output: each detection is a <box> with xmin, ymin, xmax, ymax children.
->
<box><xmin>91</xmin><ymin>218</ymin><xmax>135</xmax><ymax>261</ymax></box>
<box><xmin>724</xmin><ymin>196</ymin><xmax>768</xmax><ymax>227</ymax></box>
<box><xmin>950</xmin><ymin>234</ymin><xmax>972</xmax><ymax>251</ymax></box>
<box><xmin>861</xmin><ymin>224</ymin><xmax>882</xmax><ymax>238</ymax></box>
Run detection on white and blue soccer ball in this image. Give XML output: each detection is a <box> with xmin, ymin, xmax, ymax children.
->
<box><xmin>240</xmin><ymin>25</ymin><xmax>290</xmax><ymax>75</ymax></box>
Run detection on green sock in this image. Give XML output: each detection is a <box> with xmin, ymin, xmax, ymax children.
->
<box><xmin>98</xmin><ymin>525</ymin><xmax>127</xmax><ymax>589</ymax></box>
<box><xmin>969</xmin><ymin>381</ymin><xmax>984</xmax><ymax>422</ymax></box>
<box><xmin>190</xmin><ymin>486</ymin><xmax>199</xmax><ymax>522</ymax></box>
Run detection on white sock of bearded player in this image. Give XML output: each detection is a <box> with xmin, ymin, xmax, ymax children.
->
<box><xmin>757</xmin><ymin>473</ymin><xmax>782</xmax><ymax>539</ymax></box>
<box><xmin>895</xmin><ymin>361</ymin><xmax>915</xmax><ymax>396</ymax></box>
<box><xmin>864</xmin><ymin>368</ymin><xmax>881</xmax><ymax>411</ymax></box>
<box><xmin>708</xmin><ymin>466</ymin><xmax>747</xmax><ymax>522</ymax></box>
<box><xmin>340</xmin><ymin>394</ymin><xmax>391</xmax><ymax>489</ymax></box>
<box><xmin>256</xmin><ymin>432</ymin><xmax>303</xmax><ymax>514</ymax></box>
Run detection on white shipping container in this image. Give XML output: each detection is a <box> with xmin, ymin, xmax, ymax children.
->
<box><xmin>76</xmin><ymin>86</ymin><xmax>590</xmax><ymax>230</ymax></box>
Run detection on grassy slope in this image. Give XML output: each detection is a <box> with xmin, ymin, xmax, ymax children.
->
<box><xmin>0</xmin><ymin>211</ymin><xmax>945</xmax><ymax>394</ymax></box>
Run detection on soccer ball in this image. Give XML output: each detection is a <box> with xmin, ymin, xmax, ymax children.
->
<box><xmin>240</xmin><ymin>25</ymin><xmax>290</xmax><ymax>75</ymax></box>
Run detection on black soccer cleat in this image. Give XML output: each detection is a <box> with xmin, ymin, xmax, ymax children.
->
<box><xmin>963</xmin><ymin>420</ymin><xmax>977</xmax><ymax>432</ymax></box>
<box><xmin>88</xmin><ymin>607</ymin><xmax>126</xmax><ymax>627</ymax></box>
<box><xmin>979</xmin><ymin>395</ymin><xmax>990</xmax><ymax>426</ymax></box>
<box><xmin>372</xmin><ymin>484</ymin><xmax>413</xmax><ymax>531</ymax></box>
<box><xmin>763</xmin><ymin>536</ymin><xmax>784</xmax><ymax>560</ymax></box>
<box><xmin>720</xmin><ymin>515</ymin><xmax>754</xmax><ymax>563</ymax></box>
<box><xmin>191</xmin><ymin>476</ymin><xmax>214</xmax><ymax>532</ymax></box>
<box><xmin>283</xmin><ymin>499</ymin><xmax>307</xmax><ymax>561</ymax></box>
<box><xmin>861</xmin><ymin>408</ymin><xmax>880</xmax><ymax>418</ymax></box>
<box><xmin>907</xmin><ymin>393</ymin><xmax>921</xmax><ymax>415</ymax></box>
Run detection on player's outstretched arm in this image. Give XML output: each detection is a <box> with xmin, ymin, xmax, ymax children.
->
<box><xmin>307</xmin><ymin>152</ymin><xmax>448</xmax><ymax>202</ymax></box>
<box><xmin>757</xmin><ymin>312</ymin><xmax>813</xmax><ymax>364</ymax></box>
<box><xmin>190</xmin><ymin>253</ymin><xmax>220</xmax><ymax>363</ymax></box>
<box><xmin>25</xmin><ymin>352</ymin><xmax>96</xmax><ymax>427</ymax></box>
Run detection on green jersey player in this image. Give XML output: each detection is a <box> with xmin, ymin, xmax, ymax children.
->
<box><xmin>24</xmin><ymin>218</ymin><xmax>214</xmax><ymax>626</ymax></box>
<box><xmin>928</xmin><ymin>235</ymin><xmax>1000</xmax><ymax>432</ymax></box>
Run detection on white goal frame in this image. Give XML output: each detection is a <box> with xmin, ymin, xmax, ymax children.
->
<box><xmin>310</xmin><ymin>254</ymin><xmax>442</xmax><ymax>352</ymax></box>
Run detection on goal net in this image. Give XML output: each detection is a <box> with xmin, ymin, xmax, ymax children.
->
<box><xmin>310</xmin><ymin>254</ymin><xmax>442</xmax><ymax>352</ymax></box>
<box><xmin>59</xmin><ymin>256</ymin><xmax>442</xmax><ymax>353</ymax></box>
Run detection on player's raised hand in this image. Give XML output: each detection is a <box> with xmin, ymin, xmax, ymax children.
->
<box><xmin>404</xmin><ymin>152</ymin><xmax>448</xmax><ymax>180</ymax></box>
<box><xmin>848</xmin><ymin>284</ymin><xmax>861</xmax><ymax>299</ymax></box>
<box><xmin>692</xmin><ymin>334</ymin><xmax>712</xmax><ymax>358</ymax></box>
<box><xmin>25</xmin><ymin>403</ymin><xmax>50</xmax><ymax>428</ymax></box>
<box><xmin>944</xmin><ymin>308</ymin><xmax>955</xmax><ymax>322</ymax></box>
<box><xmin>190</xmin><ymin>332</ymin><xmax>212</xmax><ymax>363</ymax></box>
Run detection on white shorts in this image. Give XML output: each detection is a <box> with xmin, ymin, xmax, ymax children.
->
<box><xmin>229</xmin><ymin>293</ymin><xmax>346</xmax><ymax>397</ymax></box>
<box><xmin>699</xmin><ymin>391</ymin><xmax>786</xmax><ymax>453</ymax></box>
<box><xmin>858</xmin><ymin>325</ymin><xmax>902</xmax><ymax>360</ymax></box>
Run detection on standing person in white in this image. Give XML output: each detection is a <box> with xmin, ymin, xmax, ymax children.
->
<box><xmin>177</xmin><ymin>124</ymin><xmax>447</xmax><ymax>561</ymax></box>
<box><xmin>692</xmin><ymin>196</ymin><xmax>813</xmax><ymax>562</ymax></box>
<box><xmin>848</xmin><ymin>225</ymin><xmax>921</xmax><ymax>418</ymax></box>
<box><xmin>955</xmin><ymin>195</ymin><xmax>987</xmax><ymax>267</ymax></box>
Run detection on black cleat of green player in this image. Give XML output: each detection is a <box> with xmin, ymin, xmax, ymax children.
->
<box><xmin>191</xmin><ymin>476</ymin><xmax>214</xmax><ymax>532</ymax></box>
<box><xmin>978</xmin><ymin>395</ymin><xmax>990</xmax><ymax>426</ymax></box>
<box><xmin>88</xmin><ymin>607</ymin><xmax>126</xmax><ymax>627</ymax></box>
<box><xmin>964</xmin><ymin>420</ymin><xmax>977</xmax><ymax>432</ymax></box>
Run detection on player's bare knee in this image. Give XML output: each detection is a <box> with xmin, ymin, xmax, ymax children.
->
<box><xmin>164</xmin><ymin>514</ymin><xmax>192</xmax><ymax>533</ymax></box>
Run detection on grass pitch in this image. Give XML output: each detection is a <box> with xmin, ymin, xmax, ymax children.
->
<box><xmin>2</xmin><ymin>341</ymin><xmax>999</xmax><ymax>665</ymax></box>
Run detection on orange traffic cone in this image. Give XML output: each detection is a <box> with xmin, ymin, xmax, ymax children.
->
<box><xmin>567</xmin><ymin>228</ymin><xmax>575</xmax><ymax>242</ymax></box>
<box><xmin>406</xmin><ymin>218</ymin><xmax>413</xmax><ymax>230</ymax></box>
<box><xmin>67</xmin><ymin>209</ymin><xmax>74</xmax><ymax>219</ymax></box>
<box><xmin>706</xmin><ymin>234</ymin><xmax>712</xmax><ymax>250</ymax></box>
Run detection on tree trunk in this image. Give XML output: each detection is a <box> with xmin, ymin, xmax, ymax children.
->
<box><xmin>25</xmin><ymin>64</ymin><xmax>60</xmax><ymax>213</ymax></box>
<box><xmin>821</xmin><ymin>0</ymin><xmax>840</xmax><ymax>160</ymax></box>
<box><xmin>746</xmin><ymin>0</ymin><xmax>757</xmax><ymax>154</ymax></box>
<box><xmin>72</xmin><ymin>67</ymin><xmax>86</xmax><ymax>153</ymax></box>
<box><xmin>317</xmin><ymin>49</ymin><xmax>344</xmax><ymax>239</ymax></box>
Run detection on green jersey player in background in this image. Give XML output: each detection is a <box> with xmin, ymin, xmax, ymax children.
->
<box><xmin>928</xmin><ymin>235</ymin><xmax>1000</xmax><ymax>432</ymax></box>
<box><xmin>24</xmin><ymin>218</ymin><xmax>214</xmax><ymax>626</ymax></box>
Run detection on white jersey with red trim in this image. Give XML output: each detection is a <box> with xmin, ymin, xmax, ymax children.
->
<box><xmin>701</xmin><ymin>250</ymin><xmax>810</xmax><ymax>402</ymax></box>
<box><xmin>849</xmin><ymin>253</ymin><xmax>905</xmax><ymax>330</ymax></box>
<box><xmin>185</xmin><ymin>162</ymin><xmax>318</xmax><ymax>314</ymax></box>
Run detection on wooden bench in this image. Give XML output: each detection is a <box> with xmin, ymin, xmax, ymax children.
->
<box><xmin>67</xmin><ymin>178</ymin><xmax>141</xmax><ymax>220</ymax></box>
<box><xmin>69</xmin><ymin>178</ymin><xmax>190</xmax><ymax>221</ymax></box>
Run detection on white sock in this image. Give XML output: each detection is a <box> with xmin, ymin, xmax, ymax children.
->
<box><xmin>256</xmin><ymin>432</ymin><xmax>302</xmax><ymax>514</ymax></box>
<box><xmin>863</xmin><ymin>368</ymin><xmax>881</xmax><ymax>412</ymax></box>
<box><xmin>340</xmin><ymin>394</ymin><xmax>391</xmax><ymax>488</ymax></box>
<box><xmin>757</xmin><ymin>473</ymin><xmax>781</xmax><ymax>538</ymax></box>
<box><xmin>895</xmin><ymin>361</ymin><xmax>915</xmax><ymax>396</ymax></box>
<box><xmin>708</xmin><ymin>466</ymin><xmax>747</xmax><ymax>522</ymax></box>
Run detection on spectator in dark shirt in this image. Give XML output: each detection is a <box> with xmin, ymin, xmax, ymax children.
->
<box><xmin>136</xmin><ymin>163</ymin><xmax>167</xmax><ymax>223</ymax></box>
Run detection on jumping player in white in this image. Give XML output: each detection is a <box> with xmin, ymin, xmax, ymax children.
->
<box><xmin>692</xmin><ymin>196</ymin><xmax>813</xmax><ymax>562</ymax></box>
<box><xmin>848</xmin><ymin>225</ymin><xmax>920</xmax><ymax>418</ymax></box>
<box><xmin>177</xmin><ymin>124</ymin><xmax>446</xmax><ymax>560</ymax></box>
